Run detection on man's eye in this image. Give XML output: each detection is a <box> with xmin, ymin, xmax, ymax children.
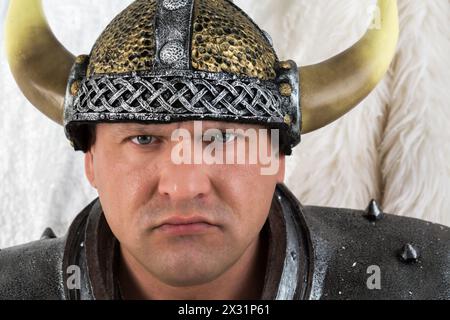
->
<box><xmin>131</xmin><ymin>135</ymin><xmax>157</xmax><ymax>145</ymax></box>
<box><xmin>213</xmin><ymin>132</ymin><xmax>238</xmax><ymax>143</ymax></box>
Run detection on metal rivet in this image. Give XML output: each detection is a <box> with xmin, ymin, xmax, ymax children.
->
<box><xmin>70</xmin><ymin>80</ymin><xmax>80</xmax><ymax>96</ymax></box>
<box><xmin>365</xmin><ymin>199</ymin><xmax>384</xmax><ymax>221</ymax></box>
<box><xmin>40</xmin><ymin>227</ymin><xmax>57</xmax><ymax>240</ymax></box>
<box><xmin>279</xmin><ymin>83</ymin><xmax>293</xmax><ymax>97</ymax></box>
<box><xmin>160</xmin><ymin>41</ymin><xmax>185</xmax><ymax>65</ymax></box>
<box><xmin>162</xmin><ymin>0</ymin><xmax>188</xmax><ymax>11</ymax></box>
<box><xmin>279</xmin><ymin>61</ymin><xmax>293</xmax><ymax>70</ymax></box>
<box><xmin>290</xmin><ymin>251</ymin><xmax>297</xmax><ymax>261</ymax></box>
<box><xmin>100</xmin><ymin>114</ymin><xmax>106</xmax><ymax>120</ymax></box>
<box><xmin>284</xmin><ymin>114</ymin><xmax>292</xmax><ymax>125</ymax></box>
<box><xmin>75</xmin><ymin>54</ymin><xmax>89</xmax><ymax>65</ymax></box>
<box><xmin>399</xmin><ymin>243</ymin><xmax>420</xmax><ymax>263</ymax></box>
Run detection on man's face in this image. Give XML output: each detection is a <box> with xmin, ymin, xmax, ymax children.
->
<box><xmin>85</xmin><ymin>121</ymin><xmax>285</xmax><ymax>287</ymax></box>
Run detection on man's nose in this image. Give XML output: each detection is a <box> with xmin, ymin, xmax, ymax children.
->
<box><xmin>157</xmin><ymin>162</ymin><xmax>212</xmax><ymax>201</ymax></box>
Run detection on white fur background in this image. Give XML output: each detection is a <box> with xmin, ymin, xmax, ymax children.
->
<box><xmin>0</xmin><ymin>0</ymin><xmax>449</xmax><ymax>248</ymax></box>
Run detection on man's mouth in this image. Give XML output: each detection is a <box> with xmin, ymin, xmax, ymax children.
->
<box><xmin>155</xmin><ymin>216</ymin><xmax>218</xmax><ymax>235</ymax></box>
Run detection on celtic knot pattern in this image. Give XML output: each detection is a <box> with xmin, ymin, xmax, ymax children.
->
<box><xmin>70</xmin><ymin>75</ymin><xmax>284</xmax><ymax>122</ymax></box>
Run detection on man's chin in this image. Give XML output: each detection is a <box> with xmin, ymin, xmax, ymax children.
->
<box><xmin>145</xmin><ymin>254</ymin><xmax>231</xmax><ymax>288</ymax></box>
<box><xmin>149</xmin><ymin>234</ymin><xmax>226</xmax><ymax>257</ymax></box>
<box><xmin>156</xmin><ymin>268</ymin><xmax>225</xmax><ymax>288</ymax></box>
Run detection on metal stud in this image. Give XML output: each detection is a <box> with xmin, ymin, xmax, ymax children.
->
<box><xmin>290</xmin><ymin>251</ymin><xmax>297</xmax><ymax>261</ymax></box>
<box><xmin>284</xmin><ymin>114</ymin><xmax>292</xmax><ymax>125</ymax></box>
<box><xmin>160</xmin><ymin>41</ymin><xmax>185</xmax><ymax>66</ymax></box>
<box><xmin>279</xmin><ymin>60</ymin><xmax>293</xmax><ymax>70</ymax></box>
<box><xmin>365</xmin><ymin>199</ymin><xmax>384</xmax><ymax>221</ymax></box>
<box><xmin>162</xmin><ymin>0</ymin><xmax>189</xmax><ymax>11</ymax></box>
<box><xmin>279</xmin><ymin>83</ymin><xmax>293</xmax><ymax>97</ymax></box>
<box><xmin>70</xmin><ymin>80</ymin><xmax>80</xmax><ymax>96</ymax></box>
<box><xmin>40</xmin><ymin>227</ymin><xmax>57</xmax><ymax>240</ymax></box>
<box><xmin>75</xmin><ymin>54</ymin><xmax>89</xmax><ymax>65</ymax></box>
<box><xmin>399</xmin><ymin>243</ymin><xmax>420</xmax><ymax>263</ymax></box>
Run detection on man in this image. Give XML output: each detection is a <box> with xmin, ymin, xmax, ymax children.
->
<box><xmin>0</xmin><ymin>0</ymin><xmax>448</xmax><ymax>300</ymax></box>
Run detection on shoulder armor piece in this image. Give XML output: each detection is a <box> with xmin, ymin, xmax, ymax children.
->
<box><xmin>302</xmin><ymin>202</ymin><xmax>450</xmax><ymax>300</ymax></box>
<box><xmin>0</xmin><ymin>236</ymin><xmax>66</xmax><ymax>299</ymax></box>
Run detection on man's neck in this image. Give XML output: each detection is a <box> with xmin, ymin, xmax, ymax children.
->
<box><xmin>118</xmin><ymin>232</ymin><xmax>268</xmax><ymax>300</ymax></box>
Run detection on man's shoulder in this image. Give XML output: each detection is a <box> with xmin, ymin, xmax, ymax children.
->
<box><xmin>0</xmin><ymin>232</ymin><xmax>66</xmax><ymax>299</ymax></box>
<box><xmin>0</xmin><ymin>198</ymin><xmax>99</xmax><ymax>300</ymax></box>
<box><xmin>301</xmin><ymin>204</ymin><xmax>450</xmax><ymax>299</ymax></box>
<box><xmin>303</xmin><ymin>203</ymin><xmax>450</xmax><ymax>244</ymax></box>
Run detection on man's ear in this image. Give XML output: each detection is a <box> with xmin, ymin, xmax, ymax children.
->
<box><xmin>276</xmin><ymin>153</ymin><xmax>286</xmax><ymax>184</ymax></box>
<box><xmin>84</xmin><ymin>150</ymin><xmax>97</xmax><ymax>189</ymax></box>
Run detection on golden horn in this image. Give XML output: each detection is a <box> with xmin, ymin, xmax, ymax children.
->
<box><xmin>300</xmin><ymin>0</ymin><xmax>399</xmax><ymax>133</ymax></box>
<box><xmin>5</xmin><ymin>0</ymin><xmax>75</xmax><ymax>125</ymax></box>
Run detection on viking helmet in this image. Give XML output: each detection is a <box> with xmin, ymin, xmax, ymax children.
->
<box><xmin>5</xmin><ymin>0</ymin><xmax>399</xmax><ymax>154</ymax></box>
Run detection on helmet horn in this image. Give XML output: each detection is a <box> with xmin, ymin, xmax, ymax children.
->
<box><xmin>300</xmin><ymin>0</ymin><xmax>399</xmax><ymax>133</ymax></box>
<box><xmin>5</xmin><ymin>0</ymin><xmax>75</xmax><ymax>124</ymax></box>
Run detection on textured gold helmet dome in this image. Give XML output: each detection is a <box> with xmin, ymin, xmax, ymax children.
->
<box><xmin>88</xmin><ymin>0</ymin><xmax>278</xmax><ymax>79</ymax></box>
<box><xmin>5</xmin><ymin>0</ymin><xmax>399</xmax><ymax>151</ymax></box>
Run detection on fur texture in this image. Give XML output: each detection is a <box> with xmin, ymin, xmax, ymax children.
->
<box><xmin>0</xmin><ymin>0</ymin><xmax>448</xmax><ymax>248</ymax></box>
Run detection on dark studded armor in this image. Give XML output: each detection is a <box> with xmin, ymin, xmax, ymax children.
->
<box><xmin>1</xmin><ymin>184</ymin><xmax>448</xmax><ymax>300</ymax></box>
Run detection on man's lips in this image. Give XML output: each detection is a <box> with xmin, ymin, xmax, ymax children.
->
<box><xmin>154</xmin><ymin>216</ymin><xmax>218</xmax><ymax>235</ymax></box>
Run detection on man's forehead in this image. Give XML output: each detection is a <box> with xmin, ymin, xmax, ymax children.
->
<box><xmin>99</xmin><ymin>121</ymin><xmax>266</xmax><ymax>134</ymax></box>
